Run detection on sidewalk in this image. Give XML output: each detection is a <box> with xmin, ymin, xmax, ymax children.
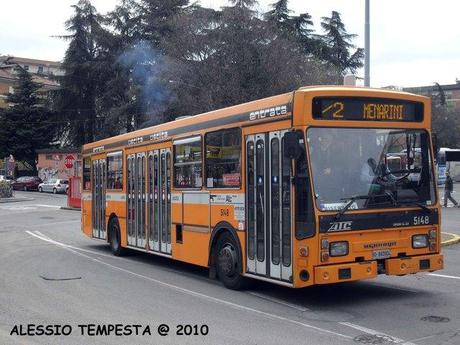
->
<box><xmin>0</xmin><ymin>197</ymin><xmax>34</xmax><ymax>203</ymax></box>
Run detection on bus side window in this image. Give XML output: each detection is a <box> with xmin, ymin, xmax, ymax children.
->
<box><xmin>107</xmin><ymin>151</ymin><xmax>123</xmax><ymax>190</ymax></box>
<box><xmin>83</xmin><ymin>157</ymin><xmax>91</xmax><ymax>190</ymax></box>
<box><xmin>205</xmin><ymin>128</ymin><xmax>241</xmax><ymax>188</ymax></box>
<box><xmin>173</xmin><ymin>136</ymin><xmax>202</xmax><ymax>188</ymax></box>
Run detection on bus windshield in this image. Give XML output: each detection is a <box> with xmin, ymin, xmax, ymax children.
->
<box><xmin>307</xmin><ymin>128</ymin><xmax>436</xmax><ymax>211</ymax></box>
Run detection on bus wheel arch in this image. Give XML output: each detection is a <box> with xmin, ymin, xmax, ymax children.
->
<box><xmin>209</xmin><ymin>222</ymin><xmax>246</xmax><ymax>289</ymax></box>
<box><xmin>108</xmin><ymin>214</ymin><xmax>125</xmax><ymax>256</ymax></box>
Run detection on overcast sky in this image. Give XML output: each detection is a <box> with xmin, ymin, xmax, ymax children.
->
<box><xmin>1</xmin><ymin>0</ymin><xmax>459</xmax><ymax>88</ymax></box>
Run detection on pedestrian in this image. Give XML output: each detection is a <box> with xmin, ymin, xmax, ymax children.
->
<box><xmin>444</xmin><ymin>171</ymin><xmax>458</xmax><ymax>207</ymax></box>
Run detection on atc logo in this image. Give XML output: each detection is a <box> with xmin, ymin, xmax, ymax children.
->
<box><xmin>328</xmin><ymin>221</ymin><xmax>353</xmax><ymax>232</ymax></box>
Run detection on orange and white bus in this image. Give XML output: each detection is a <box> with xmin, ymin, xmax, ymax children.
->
<box><xmin>81</xmin><ymin>86</ymin><xmax>443</xmax><ymax>289</ymax></box>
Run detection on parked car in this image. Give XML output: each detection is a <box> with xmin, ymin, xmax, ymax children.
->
<box><xmin>0</xmin><ymin>175</ymin><xmax>14</xmax><ymax>182</ymax></box>
<box><xmin>38</xmin><ymin>179</ymin><xmax>69</xmax><ymax>194</ymax></box>
<box><xmin>12</xmin><ymin>176</ymin><xmax>43</xmax><ymax>191</ymax></box>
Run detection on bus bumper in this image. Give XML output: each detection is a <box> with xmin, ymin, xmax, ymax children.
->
<box><xmin>314</xmin><ymin>261</ymin><xmax>378</xmax><ymax>284</ymax></box>
<box><xmin>385</xmin><ymin>253</ymin><xmax>444</xmax><ymax>275</ymax></box>
<box><xmin>313</xmin><ymin>254</ymin><xmax>444</xmax><ymax>284</ymax></box>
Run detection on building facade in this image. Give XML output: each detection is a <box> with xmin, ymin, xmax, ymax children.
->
<box><xmin>0</xmin><ymin>56</ymin><xmax>63</xmax><ymax>108</ymax></box>
<box><xmin>403</xmin><ymin>81</ymin><xmax>460</xmax><ymax>111</ymax></box>
<box><xmin>36</xmin><ymin>149</ymin><xmax>81</xmax><ymax>181</ymax></box>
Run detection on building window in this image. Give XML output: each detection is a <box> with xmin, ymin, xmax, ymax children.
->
<box><xmin>83</xmin><ymin>157</ymin><xmax>91</xmax><ymax>190</ymax></box>
<box><xmin>38</xmin><ymin>66</ymin><xmax>44</xmax><ymax>74</ymax></box>
<box><xmin>205</xmin><ymin>128</ymin><xmax>241</xmax><ymax>188</ymax></box>
<box><xmin>174</xmin><ymin>136</ymin><xmax>202</xmax><ymax>188</ymax></box>
<box><xmin>23</xmin><ymin>65</ymin><xmax>29</xmax><ymax>71</ymax></box>
<box><xmin>107</xmin><ymin>152</ymin><xmax>123</xmax><ymax>190</ymax></box>
<box><xmin>45</xmin><ymin>154</ymin><xmax>53</xmax><ymax>160</ymax></box>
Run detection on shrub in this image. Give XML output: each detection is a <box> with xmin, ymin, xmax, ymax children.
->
<box><xmin>0</xmin><ymin>181</ymin><xmax>13</xmax><ymax>198</ymax></box>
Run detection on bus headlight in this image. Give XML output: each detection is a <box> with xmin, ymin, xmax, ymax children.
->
<box><xmin>412</xmin><ymin>235</ymin><xmax>428</xmax><ymax>248</ymax></box>
<box><xmin>329</xmin><ymin>241</ymin><xmax>349</xmax><ymax>257</ymax></box>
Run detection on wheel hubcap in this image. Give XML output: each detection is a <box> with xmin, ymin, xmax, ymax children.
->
<box><xmin>218</xmin><ymin>244</ymin><xmax>237</xmax><ymax>277</ymax></box>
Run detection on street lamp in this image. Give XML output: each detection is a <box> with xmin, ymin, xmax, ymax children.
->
<box><xmin>364</xmin><ymin>0</ymin><xmax>370</xmax><ymax>87</ymax></box>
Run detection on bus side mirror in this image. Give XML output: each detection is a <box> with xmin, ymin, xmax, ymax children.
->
<box><xmin>284</xmin><ymin>131</ymin><xmax>303</xmax><ymax>160</ymax></box>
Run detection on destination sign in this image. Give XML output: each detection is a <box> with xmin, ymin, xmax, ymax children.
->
<box><xmin>312</xmin><ymin>97</ymin><xmax>424</xmax><ymax>122</ymax></box>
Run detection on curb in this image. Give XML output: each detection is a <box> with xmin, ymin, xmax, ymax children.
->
<box><xmin>0</xmin><ymin>197</ymin><xmax>34</xmax><ymax>203</ymax></box>
<box><xmin>60</xmin><ymin>207</ymin><xmax>81</xmax><ymax>212</ymax></box>
<box><xmin>441</xmin><ymin>232</ymin><xmax>460</xmax><ymax>247</ymax></box>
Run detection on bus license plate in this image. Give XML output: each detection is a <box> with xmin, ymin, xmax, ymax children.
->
<box><xmin>372</xmin><ymin>250</ymin><xmax>391</xmax><ymax>260</ymax></box>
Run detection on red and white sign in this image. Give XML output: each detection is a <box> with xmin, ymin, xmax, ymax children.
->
<box><xmin>64</xmin><ymin>155</ymin><xmax>75</xmax><ymax>169</ymax></box>
<box><xmin>222</xmin><ymin>173</ymin><xmax>240</xmax><ymax>186</ymax></box>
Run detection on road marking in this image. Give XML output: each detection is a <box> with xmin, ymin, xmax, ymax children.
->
<box><xmin>34</xmin><ymin>204</ymin><xmax>61</xmax><ymax>208</ymax></box>
<box><xmin>247</xmin><ymin>292</ymin><xmax>310</xmax><ymax>312</ymax></box>
<box><xmin>0</xmin><ymin>205</ymin><xmax>37</xmax><ymax>211</ymax></box>
<box><xmin>25</xmin><ymin>231</ymin><xmax>353</xmax><ymax>341</ymax></box>
<box><xmin>405</xmin><ymin>333</ymin><xmax>443</xmax><ymax>343</ymax></box>
<box><xmin>28</xmin><ymin>231</ymin><xmax>116</xmax><ymax>259</ymax></box>
<box><xmin>339</xmin><ymin>322</ymin><xmax>417</xmax><ymax>345</ymax></box>
<box><xmin>427</xmin><ymin>273</ymin><xmax>460</xmax><ymax>280</ymax></box>
<box><xmin>0</xmin><ymin>204</ymin><xmax>60</xmax><ymax>212</ymax></box>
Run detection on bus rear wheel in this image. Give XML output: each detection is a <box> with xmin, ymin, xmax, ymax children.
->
<box><xmin>109</xmin><ymin>218</ymin><xmax>125</xmax><ymax>256</ymax></box>
<box><xmin>215</xmin><ymin>232</ymin><xmax>245</xmax><ymax>290</ymax></box>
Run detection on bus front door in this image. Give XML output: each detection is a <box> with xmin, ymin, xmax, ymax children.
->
<box><xmin>92</xmin><ymin>158</ymin><xmax>106</xmax><ymax>240</ymax></box>
<box><xmin>147</xmin><ymin>148</ymin><xmax>172</xmax><ymax>254</ymax></box>
<box><xmin>246</xmin><ymin>131</ymin><xmax>292</xmax><ymax>282</ymax></box>
<box><xmin>127</xmin><ymin>153</ymin><xmax>146</xmax><ymax>248</ymax></box>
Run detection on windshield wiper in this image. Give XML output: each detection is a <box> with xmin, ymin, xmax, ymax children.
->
<box><xmin>394</xmin><ymin>201</ymin><xmax>432</xmax><ymax>213</ymax></box>
<box><xmin>334</xmin><ymin>193</ymin><xmax>394</xmax><ymax>221</ymax></box>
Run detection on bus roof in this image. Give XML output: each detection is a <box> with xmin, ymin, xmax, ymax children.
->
<box><xmin>83</xmin><ymin>86</ymin><xmax>430</xmax><ymax>155</ymax></box>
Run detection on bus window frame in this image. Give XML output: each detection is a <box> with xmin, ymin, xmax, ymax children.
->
<box><xmin>173</xmin><ymin>134</ymin><xmax>203</xmax><ymax>190</ymax></box>
<box><xmin>305</xmin><ymin>126</ymin><xmax>438</xmax><ymax>212</ymax></box>
<box><xmin>204</xmin><ymin>127</ymin><xmax>242</xmax><ymax>190</ymax></box>
<box><xmin>82</xmin><ymin>155</ymin><xmax>92</xmax><ymax>191</ymax></box>
<box><xmin>106</xmin><ymin>150</ymin><xmax>124</xmax><ymax>192</ymax></box>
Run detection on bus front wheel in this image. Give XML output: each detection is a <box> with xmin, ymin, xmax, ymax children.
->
<box><xmin>215</xmin><ymin>232</ymin><xmax>246</xmax><ymax>290</ymax></box>
<box><xmin>109</xmin><ymin>218</ymin><xmax>125</xmax><ymax>256</ymax></box>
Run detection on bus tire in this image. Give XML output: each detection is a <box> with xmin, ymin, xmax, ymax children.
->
<box><xmin>109</xmin><ymin>217</ymin><xmax>125</xmax><ymax>256</ymax></box>
<box><xmin>215</xmin><ymin>232</ymin><xmax>246</xmax><ymax>290</ymax></box>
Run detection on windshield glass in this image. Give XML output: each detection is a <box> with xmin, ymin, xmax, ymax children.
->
<box><xmin>307</xmin><ymin>128</ymin><xmax>436</xmax><ymax>211</ymax></box>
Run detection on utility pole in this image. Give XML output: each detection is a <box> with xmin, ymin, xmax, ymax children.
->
<box><xmin>364</xmin><ymin>0</ymin><xmax>370</xmax><ymax>87</ymax></box>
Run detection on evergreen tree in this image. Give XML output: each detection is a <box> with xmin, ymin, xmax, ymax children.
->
<box><xmin>134</xmin><ymin>0</ymin><xmax>189</xmax><ymax>50</ymax></box>
<box><xmin>100</xmin><ymin>0</ymin><xmax>191</xmax><ymax>130</ymax></box>
<box><xmin>319</xmin><ymin>11</ymin><xmax>364</xmax><ymax>82</ymax></box>
<box><xmin>432</xmin><ymin>104</ymin><xmax>460</xmax><ymax>149</ymax></box>
<box><xmin>265</xmin><ymin>0</ymin><xmax>316</xmax><ymax>52</ymax></box>
<box><xmin>0</xmin><ymin>108</ymin><xmax>7</xmax><ymax>158</ymax></box>
<box><xmin>53</xmin><ymin>0</ymin><xmax>363</xmax><ymax>145</ymax></box>
<box><xmin>56</xmin><ymin>0</ymin><xmax>108</xmax><ymax>146</ymax></box>
<box><xmin>0</xmin><ymin>67</ymin><xmax>56</xmax><ymax>171</ymax></box>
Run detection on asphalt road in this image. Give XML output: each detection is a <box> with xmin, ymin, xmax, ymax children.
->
<box><xmin>1</xmin><ymin>191</ymin><xmax>459</xmax><ymax>345</ymax></box>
